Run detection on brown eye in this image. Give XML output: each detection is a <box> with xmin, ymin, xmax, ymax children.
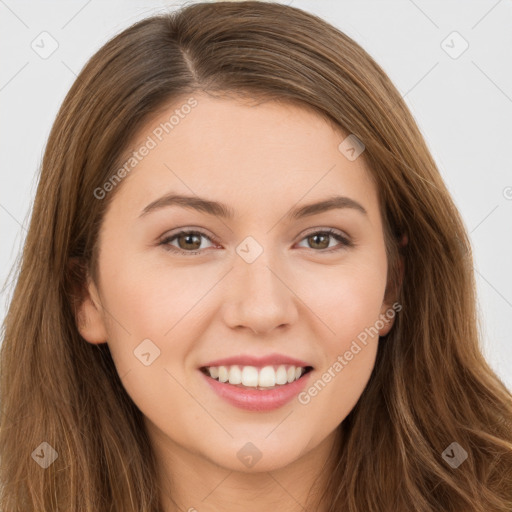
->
<box><xmin>297</xmin><ymin>229</ymin><xmax>353</xmax><ymax>252</ymax></box>
<box><xmin>160</xmin><ymin>230</ymin><xmax>216</xmax><ymax>255</ymax></box>
<box><xmin>307</xmin><ymin>233</ymin><xmax>330</xmax><ymax>250</ymax></box>
<box><xmin>176</xmin><ymin>232</ymin><xmax>202</xmax><ymax>250</ymax></box>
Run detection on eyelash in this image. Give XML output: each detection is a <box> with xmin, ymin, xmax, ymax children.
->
<box><xmin>158</xmin><ymin>228</ymin><xmax>353</xmax><ymax>256</ymax></box>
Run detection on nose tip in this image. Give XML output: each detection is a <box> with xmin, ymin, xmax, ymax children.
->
<box><xmin>222</xmin><ymin>258</ymin><xmax>298</xmax><ymax>335</ymax></box>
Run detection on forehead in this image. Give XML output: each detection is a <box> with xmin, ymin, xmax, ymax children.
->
<box><xmin>107</xmin><ymin>93</ymin><xmax>379</xmax><ymax>222</ymax></box>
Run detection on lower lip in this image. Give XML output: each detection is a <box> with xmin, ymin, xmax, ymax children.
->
<box><xmin>200</xmin><ymin>369</ymin><xmax>312</xmax><ymax>412</ymax></box>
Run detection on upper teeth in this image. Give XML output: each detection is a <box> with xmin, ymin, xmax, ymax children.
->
<box><xmin>205</xmin><ymin>365</ymin><xmax>307</xmax><ymax>388</ymax></box>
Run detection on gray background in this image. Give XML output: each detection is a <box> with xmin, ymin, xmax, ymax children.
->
<box><xmin>1</xmin><ymin>0</ymin><xmax>511</xmax><ymax>390</ymax></box>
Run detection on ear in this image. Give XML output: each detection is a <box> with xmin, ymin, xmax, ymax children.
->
<box><xmin>77</xmin><ymin>278</ymin><xmax>109</xmax><ymax>344</ymax></box>
<box><xmin>68</xmin><ymin>258</ymin><xmax>108</xmax><ymax>345</ymax></box>
<box><xmin>378</xmin><ymin>301</ymin><xmax>397</xmax><ymax>337</ymax></box>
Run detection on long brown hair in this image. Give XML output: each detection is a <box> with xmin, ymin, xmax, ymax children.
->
<box><xmin>1</xmin><ymin>2</ymin><xmax>511</xmax><ymax>510</ymax></box>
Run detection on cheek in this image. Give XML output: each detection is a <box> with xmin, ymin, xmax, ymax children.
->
<box><xmin>100</xmin><ymin>249</ymin><xmax>207</xmax><ymax>336</ymax></box>
<box><xmin>298</xmin><ymin>256</ymin><xmax>387</xmax><ymax>345</ymax></box>
<box><xmin>294</xmin><ymin>263</ymin><xmax>385</xmax><ymax>425</ymax></box>
<box><xmin>95</xmin><ymin>250</ymin><xmax>199</xmax><ymax>381</ymax></box>
<box><xmin>96</xmin><ymin>254</ymin><xmax>203</xmax><ymax>425</ymax></box>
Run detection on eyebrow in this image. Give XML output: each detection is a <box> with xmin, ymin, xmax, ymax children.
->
<box><xmin>139</xmin><ymin>193</ymin><xmax>368</xmax><ymax>220</ymax></box>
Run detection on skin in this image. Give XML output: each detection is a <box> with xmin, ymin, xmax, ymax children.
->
<box><xmin>77</xmin><ymin>92</ymin><xmax>398</xmax><ymax>512</ymax></box>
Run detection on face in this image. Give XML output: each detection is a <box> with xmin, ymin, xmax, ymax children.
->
<box><xmin>78</xmin><ymin>93</ymin><xmax>396</xmax><ymax>475</ymax></box>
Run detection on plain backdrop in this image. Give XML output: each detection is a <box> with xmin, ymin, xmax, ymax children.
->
<box><xmin>0</xmin><ymin>0</ymin><xmax>511</xmax><ymax>390</ymax></box>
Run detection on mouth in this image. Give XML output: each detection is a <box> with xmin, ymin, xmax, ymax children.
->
<box><xmin>199</xmin><ymin>364</ymin><xmax>314</xmax><ymax>390</ymax></box>
<box><xmin>199</xmin><ymin>363</ymin><xmax>315</xmax><ymax>411</ymax></box>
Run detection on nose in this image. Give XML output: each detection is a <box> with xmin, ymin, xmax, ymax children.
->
<box><xmin>221</xmin><ymin>250</ymin><xmax>299</xmax><ymax>335</ymax></box>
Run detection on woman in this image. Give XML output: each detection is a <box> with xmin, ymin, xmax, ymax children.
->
<box><xmin>1</xmin><ymin>2</ymin><xmax>511</xmax><ymax>511</ymax></box>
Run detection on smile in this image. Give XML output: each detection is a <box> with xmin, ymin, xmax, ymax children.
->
<box><xmin>200</xmin><ymin>364</ymin><xmax>313</xmax><ymax>389</ymax></box>
<box><xmin>199</xmin><ymin>365</ymin><xmax>314</xmax><ymax>412</ymax></box>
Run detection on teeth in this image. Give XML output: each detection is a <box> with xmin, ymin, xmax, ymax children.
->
<box><xmin>241</xmin><ymin>366</ymin><xmax>259</xmax><ymax>387</ymax></box>
<box><xmin>275</xmin><ymin>365</ymin><xmax>288</xmax><ymax>385</ymax></box>
<box><xmin>228</xmin><ymin>366</ymin><xmax>242</xmax><ymax>385</ymax></box>
<box><xmin>204</xmin><ymin>364</ymin><xmax>309</xmax><ymax>388</ymax></box>
<box><xmin>258</xmin><ymin>366</ymin><xmax>275</xmax><ymax>387</ymax></box>
<box><xmin>218</xmin><ymin>366</ymin><xmax>229</xmax><ymax>383</ymax></box>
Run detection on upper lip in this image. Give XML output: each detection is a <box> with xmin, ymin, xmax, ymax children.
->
<box><xmin>200</xmin><ymin>353</ymin><xmax>313</xmax><ymax>369</ymax></box>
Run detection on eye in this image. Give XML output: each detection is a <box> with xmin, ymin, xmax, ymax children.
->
<box><xmin>159</xmin><ymin>229</ymin><xmax>218</xmax><ymax>256</ymax></box>
<box><xmin>159</xmin><ymin>228</ymin><xmax>353</xmax><ymax>256</ymax></box>
<box><xmin>296</xmin><ymin>228</ymin><xmax>353</xmax><ymax>253</ymax></box>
